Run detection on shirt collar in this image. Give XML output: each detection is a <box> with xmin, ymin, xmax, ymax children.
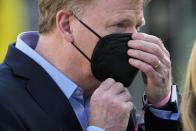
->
<box><xmin>15</xmin><ymin>31</ymin><xmax>81</xmax><ymax>99</ymax></box>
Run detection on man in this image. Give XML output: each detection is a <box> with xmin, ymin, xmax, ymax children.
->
<box><xmin>0</xmin><ymin>0</ymin><xmax>181</xmax><ymax>131</ymax></box>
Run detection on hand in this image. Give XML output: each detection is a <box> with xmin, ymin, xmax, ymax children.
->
<box><xmin>128</xmin><ymin>33</ymin><xmax>172</xmax><ymax>104</ymax></box>
<box><xmin>89</xmin><ymin>78</ymin><xmax>133</xmax><ymax>131</ymax></box>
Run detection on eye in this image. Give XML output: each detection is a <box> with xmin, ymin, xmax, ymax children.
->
<box><xmin>115</xmin><ymin>23</ymin><xmax>127</xmax><ymax>29</ymax></box>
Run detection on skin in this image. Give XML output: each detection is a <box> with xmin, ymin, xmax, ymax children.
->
<box><xmin>35</xmin><ymin>0</ymin><xmax>172</xmax><ymax>130</ymax></box>
<box><xmin>128</xmin><ymin>33</ymin><xmax>172</xmax><ymax>103</ymax></box>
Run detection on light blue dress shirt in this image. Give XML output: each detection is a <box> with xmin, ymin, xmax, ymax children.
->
<box><xmin>15</xmin><ymin>31</ymin><xmax>104</xmax><ymax>131</ymax></box>
<box><xmin>15</xmin><ymin>31</ymin><xmax>179</xmax><ymax>131</ymax></box>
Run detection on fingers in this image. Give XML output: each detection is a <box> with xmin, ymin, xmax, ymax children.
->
<box><xmin>127</xmin><ymin>33</ymin><xmax>172</xmax><ymax>103</ymax></box>
<box><xmin>129</xmin><ymin>58</ymin><xmax>156</xmax><ymax>79</ymax></box>
<box><xmin>109</xmin><ymin>82</ymin><xmax>124</xmax><ymax>95</ymax></box>
<box><xmin>122</xmin><ymin>101</ymin><xmax>134</xmax><ymax>113</ymax></box>
<box><xmin>132</xmin><ymin>33</ymin><xmax>162</xmax><ymax>46</ymax></box>
<box><xmin>128</xmin><ymin>40</ymin><xmax>164</xmax><ymax>60</ymax></box>
<box><xmin>99</xmin><ymin>78</ymin><xmax>115</xmax><ymax>91</ymax></box>
<box><xmin>107</xmin><ymin>82</ymin><xmax>132</xmax><ymax>102</ymax></box>
<box><xmin>99</xmin><ymin>78</ymin><xmax>124</xmax><ymax>94</ymax></box>
<box><xmin>127</xmin><ymin>48</ymin><xmax>161</xmax><ymax>68</ymax></box>
<box><xmin>118</xmin><ymin>89</ymin><xmax>132</xmax><ymax>102</ymax></box>
<box><xmin>128</xmin><ymin>33</ymin><xmax>171</xmax><ymax>72</ymax></box>
<box><xmin>98</xmin><ymin>79</ymin><xmax>132</xmax><ymax>103</ymax></box>
<box><xmin>132</xmin><ymin>33</ymin><xmax>170</xmax><ymax>57</ymax></box>
<box><xmin>90</xmin><ymin>79</ymin><xmax>133</xmax><ymax>131</ymax></box>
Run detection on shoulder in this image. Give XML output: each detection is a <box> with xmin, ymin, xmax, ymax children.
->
<box><xmin>0</xmin><ymin>63</ymin><xmax>25</xmax><ymax>88</ymax></box>
<box><xmin>0</xmin><ymin>63</ymin><xmax>27</xmax><ymax>104</ymax></box>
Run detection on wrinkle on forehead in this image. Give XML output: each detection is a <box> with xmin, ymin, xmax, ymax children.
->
<box><xmin>87</xmin><ymin>0</ymin><xmax>144</xmax><ymax>23</ymax></box>
<box><xmin>103</xmin><ymin>0</ymin><xmax>144</xmax><ymax>22</ymax></box>
<box><xmin>92</xmin><ymin>0</ymin><xmax>143</xmax><ymax>13</ymax></box>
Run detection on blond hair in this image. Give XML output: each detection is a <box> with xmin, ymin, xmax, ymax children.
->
<box><xmin>38</xmin><ymin>0</ymin><xmax>92</xmax><ymax>33</ymax></box>
<box><xmin>181</xmin><ymin>42</ymin><xmax>196</xmax><ymax>131</ymax></box>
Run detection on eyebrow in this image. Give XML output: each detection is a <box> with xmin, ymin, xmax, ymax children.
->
<box><xmin>116</xmin><ymin>17</ymin><xmax>145</xmax><ymax>27</ymax></box>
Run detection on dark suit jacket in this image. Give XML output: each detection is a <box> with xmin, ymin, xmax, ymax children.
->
<box><xmin>0</xmin><ymin>44</ymin><xmax>181</xmax><ymax>131</ymax></box>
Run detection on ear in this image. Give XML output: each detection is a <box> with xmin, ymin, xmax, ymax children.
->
<box><xmin>56</xmin><ymin>10</ymin><xmax>73</xmax><ymax>43</ymax></box>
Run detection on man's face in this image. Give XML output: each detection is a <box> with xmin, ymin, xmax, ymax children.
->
<box><xmin>71</xmin><ymin>0</ymin><xmax>144</xmax><ymax>84</ymax></box>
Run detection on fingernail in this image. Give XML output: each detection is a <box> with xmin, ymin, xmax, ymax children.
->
<box><xmin>128</xmin><ymin>58</ymin><xmax>133</xmax><ymax>63</ymax></box>
<box><xmin>128</xmin><ymin>41</ymin><xmax>132</xmax><ymax>46</ymax></box>
<box><xmin>132</xmin><ymin>33</ymin><xmax>143</xmax><ymax>40</ymax></box>
<box><xmin>127</xmin><ymin>50</ymin><xmax>130</xmax><ymax>55</ymax></box>
<box><xmin>132</xmin><ymin>33</ymin><xmax>138</xmax><ymax>39</ymax></box>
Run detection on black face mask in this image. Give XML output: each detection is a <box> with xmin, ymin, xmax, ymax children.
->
<box><xmin>72</xmin><ymin>15</ymin><xmax>138</xmax><ymax>87</ymax></box>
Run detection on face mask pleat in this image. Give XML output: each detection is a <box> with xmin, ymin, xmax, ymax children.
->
<box><xmin>91</xmin><ymin>33</ymin><xmax>138</xmax><ymax>87</ymax></box>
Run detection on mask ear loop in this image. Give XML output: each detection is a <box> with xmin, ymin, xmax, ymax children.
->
<box><xmin>72</xmin><ymin>13</ymin><xmax>102</xmax><ymax>39</ymax></box>
<box><xmin>71</xmin><ymin>41</ymin><xmax>91</xmax><ymax>62</ymax></box>
<box><xmin>71</xmin><ymin>13</ymin><xmax>102</xmax><ymax>62</ymax></box>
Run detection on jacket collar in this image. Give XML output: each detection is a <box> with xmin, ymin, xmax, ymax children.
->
<box><xmin>4</xmin><ymin>44</ymin><xmax>82</xmax><ymax>130</ymax></box>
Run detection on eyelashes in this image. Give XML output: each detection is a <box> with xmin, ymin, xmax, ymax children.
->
<box><xmin>115</xmin><ymin>23</ymin><xmax>128</xmax><ymax>28</ymax></box>
<box><xmin>108</xmin><ymin>21</ymin><xmax>143</xmax><ymax>33</ymax></box>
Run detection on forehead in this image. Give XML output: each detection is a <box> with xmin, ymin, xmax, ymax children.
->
<box><xmin>91</xmin><ymin>0</ymin><xmax>143</xmax><ymax>14</ymax></box>
<box><xmin>88</xmin><ymin>0</ymin><xmax>144</xmax><ymax>23</ymax></box>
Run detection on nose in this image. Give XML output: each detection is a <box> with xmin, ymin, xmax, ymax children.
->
<box><xmin>126</xmin><ymin>27</ymin><xmax>138</xmax><ymax>34</ymax></box>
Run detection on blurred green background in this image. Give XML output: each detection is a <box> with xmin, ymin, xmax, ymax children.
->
<box><xmin>0</xmin><ymin>0</ymin><xmax>195</xmax><ymax>109</ymax></box>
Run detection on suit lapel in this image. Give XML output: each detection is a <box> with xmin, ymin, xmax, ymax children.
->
<box><xmin>4</xmin><ymin>44</ymin><xmax>82</xmax><ymax>131</ymax></box>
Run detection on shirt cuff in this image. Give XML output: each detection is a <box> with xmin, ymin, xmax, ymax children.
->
<box><xmin>142</xmin><ymin>85</ymin><xmax>180</xmax><ymax>120</ymax></box>
<box><xmin>86</xmin><ymin>126</ymin><xmax>105</xmax><ymax>131</ymax></box>
<box><xmin>149</xmin><ymin>107</ymin><xmax>179</xmax><ymax>120</ymax></box>
<box><xmin>150</xmin><ymin>90</ymin><xmax>171</xmax><ymax>108</ymax></box>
